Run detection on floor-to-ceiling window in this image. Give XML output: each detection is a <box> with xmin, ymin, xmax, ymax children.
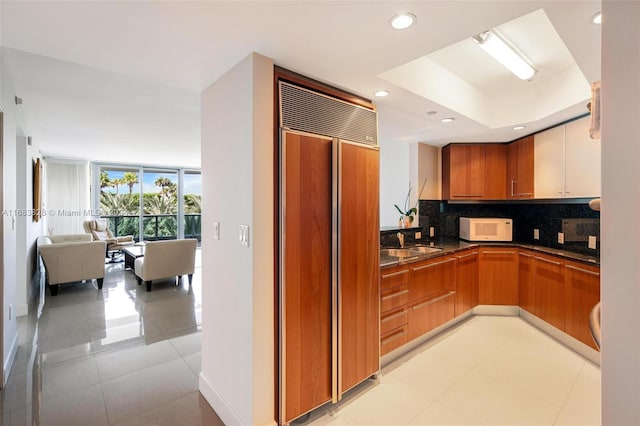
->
<box><xmin>93</xmin><ymin>164</ymin><xmax>201</xmax><ymax>242</ymax></box>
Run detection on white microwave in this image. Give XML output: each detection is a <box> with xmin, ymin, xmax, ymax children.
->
<box><xmin>460</xmin><ymin>217</ymin><xmax>513</xmax><ymax>242</ymax></box>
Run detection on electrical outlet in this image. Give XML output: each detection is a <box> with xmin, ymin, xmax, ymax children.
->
<box><xmin>238</xmin><ymin>225</ymin><xmax>250</xmax><ymax>247</ymax></box>
<box><xmin>533</xmin><ymin>229</ymin><xmax>540</xmax><ymax>240</ymax></box>
<box><xmin>415</xmin><ymin>231</ymin><xmax>422</xmax><ymax>239</ymax></box>
<box><xmin>429</xmin><ymin>227</ymin><xmax>435</xmax><ymax>237</ymax></box>
<box><xmin>588</xmin><ymin>235</ymin><xmax>597</xmax><ymax>250</ymax></box>
<box><xmin>558</xmin><ymin>232</ymin><xmax>564</xmax><ymax>244</ymax></box>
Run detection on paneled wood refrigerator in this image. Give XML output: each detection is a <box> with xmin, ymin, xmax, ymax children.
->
<box><xmin>278</xmin><ymin>82</ymin><xmax>380</xmax><ymax>425</ymax></box>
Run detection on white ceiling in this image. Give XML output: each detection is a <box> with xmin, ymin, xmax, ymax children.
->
<box><xmin>0</xmin><ymin>1</ymin><xmax>601</xmax><ymax>168</ymax></box>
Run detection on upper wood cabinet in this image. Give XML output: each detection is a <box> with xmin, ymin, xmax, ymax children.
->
<box><xmin>506</xmin><ymin>135</ymin><xmax>534</xmax><ymax>199</ymax></box>
<box><xmin>534</xmin><ymin>116</ymin><xmax>601</xmax><ymax>198</ymax></box>
<box><xmin>442</xmin><ymin>144</ymin><xmax>506</xmax><ymax>200</ymax></box>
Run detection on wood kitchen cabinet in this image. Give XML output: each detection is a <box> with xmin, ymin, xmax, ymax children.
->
<box><xmin>518</xmin><ymin>250</ymin><xmax>536</xmax><ymax>315</ymax></box>
<box><xmin>407</xmin><ymin>255</ymin><xmax>456</xmax><ymax>342</ymax></box>
<box><xmin>454</xmin><ymin>249</ymin><xmax>479</xmax><ymax>316</ymax></box>
<box><xmin>564</xmin><ymin>260</ymin><xmax>600</xmax><ymax>349</ymax></box>
<box><xmin>533</xmin><ymin>253</ymin><xmax>566</xmax><ymax>331</ymax></box>
<box><xmin>379</xmin><ymin>265</ymin><xmax>409</xmax><ymax>355</ymax></box>
<box><xmin>442</xmin><ymin>144</ymin><xmax>486</xmax><ymax>200</ymax></box>
<box><xmin>478</xmin><ymin>248</ymin><xmax>518</xmax><ymax>305</ymax></box>
<box><xmin>506</xmin><ymin>135</ymin><xmax>534</xmax><ymax>199</ymax></box>
<box><xmin>442</xmin><ymin>143</ymin><xmax>507</xmax><ymax>200</ymax></box>
<box><xmin>408</xmin><ymin>292</ymin><xmax>455</xmax><ymax>341</ymax></box>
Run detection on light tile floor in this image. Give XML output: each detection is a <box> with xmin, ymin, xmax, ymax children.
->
<box><xmin>2</xmin><ymin>251</ymin><xmax>601</xmax><ymax>426</ymax></box>
<box><xmin>300</xmin><ymin>316</ymin><xmax>601</xmax><ymax>426</ymax></box>
<box><xmin>0</xmin><ymin>249</ymin><xmax>224</xmax><ymax>426</ymax></box>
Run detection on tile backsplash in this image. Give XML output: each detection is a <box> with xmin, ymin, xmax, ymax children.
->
<box><xmin>382</xmin><ymin>199</ymin><xmax>600</xmax><ymax>256</ymax></box>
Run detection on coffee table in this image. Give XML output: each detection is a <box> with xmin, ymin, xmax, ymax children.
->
<box><xmin>122</xmin><ymin>245</ymin><xmax>145</xmax><ymax>271</ymax></box>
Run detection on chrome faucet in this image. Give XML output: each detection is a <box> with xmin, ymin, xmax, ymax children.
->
<box><xmin>397</xmin><ymin>232</ymin><xmax>405</xmax><ymax>248</ymax></box>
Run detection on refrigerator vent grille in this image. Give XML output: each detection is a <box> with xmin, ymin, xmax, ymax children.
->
<box><xmin>280</xmin><ymin>81</ymin><xmax>378</xmax><ymax>146</ymax></box>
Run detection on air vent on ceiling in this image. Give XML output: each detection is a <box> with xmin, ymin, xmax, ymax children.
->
<box><xmin>279</xmin><ymin>81</ymin><xmax>378</xmax><ymax>146</ymax></box>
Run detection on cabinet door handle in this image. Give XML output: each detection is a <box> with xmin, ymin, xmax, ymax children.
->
<box><xmin>453</xmin><ymin>194</ymin><xmax>483</xmax><ymax>198</ymax></box>
<box><xmin>518</xmin><ymin>252</ymin><xmax>533</xmax><ymax>258</ymax></box>
<box><xmin>534</xmin><ymin>256</ymin><xmax>562</xmax><ymax>266</ymax></box>
<box><xmin>566</xmin><ymin>264</ymin><xmax>600</xmax><ymax>277</ymax></box>
<box><xmin>411</xmin><ymin>291</ymin><xmax>455</xmax><ymax>310</ymax></box>
<box><xmin>412</xmin><ymin>258</ymin><xmax>456</xmax><ymax>271</ymax></box>
<box><xmin>482</xmin><ymin>250</ymin><xmax>515</xmax><ymax>255</ymax></box>
<box><xmin>381</xmin><ymin>289</ymin><xmax>409</xmax><ymax>301</ymax></box>
<box><xmin>456</xmin><ymin>252</ymin><xmax>478</xmax><ymax>260</ymax></box>
<box><xmin>381</xmin><ymin>330</ymin><xmax>407</xmax><ymax>345</ymax></box>
<box><xmin>381</xmin><ymin>309</ymin><xmax>407</xmax><ymax>323</ymax></box>
<box><xmin>511</xmin><ymin>180</ymin><xmax>516</xmax><ymax>197</ymax></box>
<box><xmin>381</xmin><ymin>269</ymin><xmax>409</xmax><ymax>279</ymax></box>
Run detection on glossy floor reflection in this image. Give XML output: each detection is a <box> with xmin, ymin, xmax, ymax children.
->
<box><xmin>1</xmin><ymin>250</ymin><xmax>224</xmax><ymax>425</ymax></box>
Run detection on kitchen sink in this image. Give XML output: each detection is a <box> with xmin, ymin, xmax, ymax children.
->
<box><xmin>380</xmin><ymin>248</ymin><xmax>422</xmax><ymax>258</ymax></box>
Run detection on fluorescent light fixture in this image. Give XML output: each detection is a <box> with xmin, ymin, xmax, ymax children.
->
<box><xmin>513</xmin><ymin>125</ymin><xmax>526</xmax><ymax>130</ymax></box>
<box><xmin>441</xmin><ymin>117</ymin><xmax>455</xmax><ymax>123</ymax></box>
<box><xmin>389</xmin><ymin>13</ymin><xmax>416</xmax><ymax>30</ymax></box>
<box><xmin>473</xmin><ymin>30</ymin><xmax>537</xmax><ymax>81</ymax></box>
<box><xmin>591</xmin><ymin>12</ymin><xmax>602</xmax><ymax>24</ymax></box>
<box><xmin>374</xmin><ymin>90</ymin><xmax>390</xmax><ymax>97</ymax></box>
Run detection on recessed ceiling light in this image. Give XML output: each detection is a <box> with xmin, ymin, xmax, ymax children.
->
<box><xmin>389</xmin><ymin>13</ymin><xmax>416</xmax><ymax>30</ymax></box>
<box><xmin>374</xmin><ymin>90</ymin><xmax>390</xmax><ymax>97</ymax></box>
<box><xmin>426</xmin><ymin>111</ymin><xmax>438</xmax><ymax>116</ymax></box>
<box><xmin>591</xmin><ymin>12</ymin><xmax>602</xmax><ymax>24</ymax></box>
<box><xmin>513</xmin><ymin>125</ymin><xmax>526</xmax><ymax>130</ymax></box>
<box><xmin>441</xmin><ymin>118</ymin><xmax>455</xmax><ymax>123</ymax></box>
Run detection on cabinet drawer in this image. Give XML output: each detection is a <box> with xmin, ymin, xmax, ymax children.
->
<box><xmin>408</xmin><ymin>292</ymin><xmax>455</xmax><ymax>342</ymax></box>
<box><xmin>380</xmin><ymin>325</ymin><xmax>408</xmax><ymax>356</ymax></box>
<box><xmin>380</xmin><ymin>266</ymin><xmax>409</xmax><ymax>292</ymax></box>
<box><xmin>380</xmin><ymin>307</ymin><xmax>408</xmax><ymax>335</ymax></box>
<box><xmin>381</xmin><ymin>284</ymin><xmax>409</xmax><ymax>313</ymax></box>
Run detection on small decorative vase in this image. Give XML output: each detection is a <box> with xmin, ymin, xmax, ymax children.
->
<box><xmin>403</xmin><ymin>216</ymin><xmax>411</xmax><ymax>228</ymax></box>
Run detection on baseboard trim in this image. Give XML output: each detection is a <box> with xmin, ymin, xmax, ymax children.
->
<box><xmin>199</xmin><ymin>372</ymin><xmax>246</xmax><ymax>426</ymax></box>
<box><xmin>3</xmin><ymin>333</ymin><xmax>19</xmax><ymax>387</ymax></box>
<box><xmin>519</xmin><ymin>309</ymin><xmax>600</xmax><ymax>366</ymax></box>
<box><xmin>473</xmin><ymin>305</ymin><xmax>520</xmax><ymax>316</ymax></box>
<box><xmin>381</xmin><ymin>306</ymin><xmax>599</xmax><ymax>369</ymax></box>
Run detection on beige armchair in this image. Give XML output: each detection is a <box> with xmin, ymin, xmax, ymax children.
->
<box><xmin>134</xmin><ymin>239</ymin><xmax>197</xmax><ymax>291</ymax></box>
<box><xmin>83</xmin><ymin>218</ymin><xmax>134</xmax><ymax>262</ymax></box>
<box><xmin>38</xmin><ymin>234</ymin><xmax>107</xmax><ymax>296</ymax></box>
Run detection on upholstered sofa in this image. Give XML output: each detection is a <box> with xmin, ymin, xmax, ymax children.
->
<box><xmin>134</xmin><ymin>239</ymin><xmax>197</xmax><ymax>291</ymax></box>
<box><xmin>38</xmin><ymin>234</ymin><xmax>107</xmax><ymax>296</ymax></box>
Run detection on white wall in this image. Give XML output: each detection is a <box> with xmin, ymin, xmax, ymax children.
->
<box><xmin>1</xmin><ymin>49</ymin><xmax>19</xmax><ymax>384</ymax></box>
<box><xmin>199</xmin><ymin>52</ymin><xmax>275</xmax><ymax>426</ymax></box>
<box><xmin>379</xmin><ymin>138</ymin><xmax>410</xmax><ymax>228</ymax></box>
<box><xmin>409</xmin><ymin>142</ymin><xmax>441</xmax><ymax>203</ymax></box>
<box><xmin>601</xmin><ymin>2</ymin><xmax>640</xmax><ymax>424</ymax></box>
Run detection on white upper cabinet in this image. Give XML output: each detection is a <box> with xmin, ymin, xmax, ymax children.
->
<box><xmin>564</xmin><ymin>117</ymin><xmax>601</xmax><ymax>197</ymax></box>
<box><xmin>534</xmin><ymin>125</ymin><xmax>565</xmax><ymax>198</ymax></box>
<box><xmin>534</xmin><ymin>116</ymin><xmax>600</xmax><ymax>199</ymax></box>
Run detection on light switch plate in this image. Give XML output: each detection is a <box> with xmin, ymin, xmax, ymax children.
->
<box><xmin>588</xmin><ymin>235</ymin><xmax>597</xmax><ymax>249</ymax></box>
<box><xmin>239</xmin><ymin>225</ymin><xmax>250</xmax><ymax>247</ymax></box>
<box><xmin>415</xmin><ymin>231</ymin><xmax>422</xmax><ymax>239</ymax></box>
<box><xmin>558</xmin><ymin>232</ymin><xmax>565</xmax><ymax>244</ymax></box>
<box><xmin>214</xmin><ymin>222</ymin><xmax>220</xmax><ymax>240</ymax></box>
<box><xmin>533</xmin><ymin>229</ymin><xmax>540</xmax><ymax>240</ymax></box>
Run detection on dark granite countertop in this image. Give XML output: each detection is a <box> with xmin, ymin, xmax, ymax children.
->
<box><xmin>380</xmin><ymin>239</ymin><xmax>600</xmax><ymax>268</ymax></box>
